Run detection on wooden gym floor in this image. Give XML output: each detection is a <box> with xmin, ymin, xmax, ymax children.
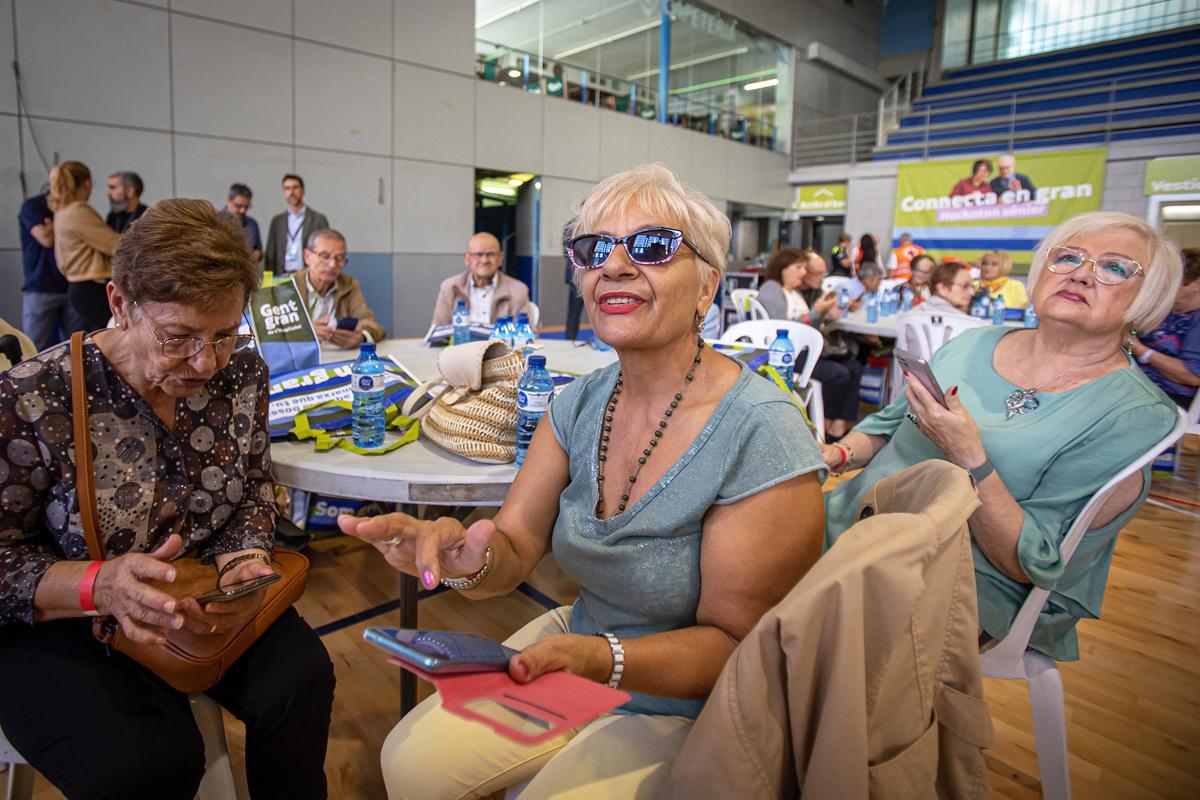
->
<box><xmin>24</xmin><ymin>459</ymin><xmax>1200</xmax><ymax>799</ymax></box>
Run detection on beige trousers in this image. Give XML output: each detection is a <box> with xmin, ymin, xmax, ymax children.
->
<box><xmin>380</xmin><ymin>606</ymin><xmax>693</xmax><ymax>800</ymax></box>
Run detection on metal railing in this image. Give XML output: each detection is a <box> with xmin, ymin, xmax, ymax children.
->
<box><xmin>792</xmin><ymin>74</ymin><xmax>1200</xmax><ymax>169</ymax></box>
<box><xmin>475</xmin><ymin>39</ymin><xmax>780</xmax><ymax>152</ymax></box>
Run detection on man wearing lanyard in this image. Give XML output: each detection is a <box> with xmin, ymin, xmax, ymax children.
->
<box><xmin>264</xmin><ymin>174</ymin><xmax>329</xmax><ymax>274</ymax></box>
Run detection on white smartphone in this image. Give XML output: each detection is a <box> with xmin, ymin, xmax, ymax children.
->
<box><xmin>894</xmin><ymin>348</ymin><xmax>948</xmax><ymax>408</ymax></box>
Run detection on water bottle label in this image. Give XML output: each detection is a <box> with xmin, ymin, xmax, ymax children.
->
<box><xmin>769</xmin><ymin>352</ymin><xmax>793</xmax><ymax>367</ymax></box>
<box><xmin>353</xmin><ymin>374</ymin><xmax>381</xmax><ymax>392</ymax></box>
<box><xmin>518</xmin><ymin>389</ymin><xmax>552</xmax><ymax>412</ymax></box>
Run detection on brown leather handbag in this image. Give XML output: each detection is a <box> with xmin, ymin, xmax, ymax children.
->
<box><xmin>70</xmin><ymin>331</ymin><xmax>310</xmax><ymax>693</ymax></box>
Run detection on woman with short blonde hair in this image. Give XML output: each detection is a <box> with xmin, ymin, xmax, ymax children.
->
<box><xmin>977</xmin><ymin>249</ymin><xmax>1029</xmax><ymax>309</ymax></box>
<box><xmin>823</xmin><ymin>211</ymin><xmax>1180</xmax><ymax>662</ymax></box>
<box><xmin>342</xmin><ymin>163</ymin><xmax>827</xmax><ymax>798</ymax></box>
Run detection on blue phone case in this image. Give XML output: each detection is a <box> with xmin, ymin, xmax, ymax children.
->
<box><xmin>363</xmin><ymin>628</ymin><xmax>517</xmax><ymax>673</ymax></box>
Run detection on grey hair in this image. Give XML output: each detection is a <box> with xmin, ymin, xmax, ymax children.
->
<box><xmin>1027</xmin><ymin>211</ymin><xmax>1182</xmax><ymax>332</ymax></box>
<box><xmin>307</xmin><ymin>228</ymin><xmax>346</xmax><ymax>250</ymax></box>
<box><xmin>857</xmin><ymin>261</ymin><xmax>884</xmax><ymax>280</ymax></box>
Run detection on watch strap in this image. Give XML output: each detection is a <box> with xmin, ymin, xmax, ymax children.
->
<box><xmin>967</xmin><ymin>457</ymin><xmax>995</xmax><ymax>487</ymax></box>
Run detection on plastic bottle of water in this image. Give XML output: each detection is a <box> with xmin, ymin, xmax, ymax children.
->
<box><xmin>866</xmin><ymin>292</ymin><xmax>879</xmax><ymax>324</ymax></box>
<box><xmin>452</xmin><ymin>299</ymin><xmax>469</xmax><ymax>345</ymax></box>
<box><xmin>497</xmin><ymin>315</ymin><xmax>515</xmax><ymax>348</ymax></box>
<box><xmin>513</xmin><ymin>312</ymin><xmax>535</xmax><ymax>351</ymax></box>
<box><xmin>515</xmin><ymin>355</ymin><xmax>554</xmax><ymax>467</ymax></box>
<box><xmin>991</xmin><ymin>294</ymin><xmax>1007</xmax><ymax>325</ymax></box>
<box><xmin>970</xmin><ymin>293</ymin><xmax>991</xmax><ymax>320</ymax></box>
<box><xmin>351</xmin><ymin>342</ymin><xmax>386</xmax><ymax>449</ymax></box>
<box><xmin>887</xmin><ymin>288</ymin><xmax>899</xmax><ymax>315</ymax></box>
<box><xmin>901</xmin><ymin>286</ymin><xmax>913</xmax><ymax>312</ymax></box>
<box><xmin>1024</xmin><ymin>304</ymin><xmax>1039</xmax><ymax>328</ymax></box>
<box><xmin>767</xmin><ymin>329</ymin><xmax>796</xmax><ymax>389</ymax></box>
<box><xmin>488</xmin><ymin>319</ymin><xmax>506</xmax><ymax>342</ymax></box>
<box><xmin>838</xmin><ymin>286</ymin><xmax>850</xmax><ymax>309</ymax></box>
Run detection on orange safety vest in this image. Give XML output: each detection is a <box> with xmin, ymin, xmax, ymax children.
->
<box><xmin>889</xmin><ymin>244</ymin><xmax>925</xmax><ymax>280</ymax></box>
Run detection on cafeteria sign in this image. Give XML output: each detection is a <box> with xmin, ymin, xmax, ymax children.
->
<box><xmin>1144</xmin><ymin>156</ymin><xmax>1200</xmax><ymax>195</ymax></box>
<box><xmin>893</xmin><ymin>147</ymin><xmax>1106</xmax><ymax>269</ymax></box>
<box><xmin>795</xmin><ymin>184</ymin><xmax>847</xmax><ymax>214</ymax></box>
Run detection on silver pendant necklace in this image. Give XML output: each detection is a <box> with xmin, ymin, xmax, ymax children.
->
<box><xmin>1004</xmin><ymin>363</ymin><xmax>1093</xmax><ymax>420</ymax></box>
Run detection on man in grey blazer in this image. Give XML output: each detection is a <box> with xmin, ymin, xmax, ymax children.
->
<box><xmin>264</xmin><ymin>174</ymin><xmax>330</xmax><ymax>273</ymax></box>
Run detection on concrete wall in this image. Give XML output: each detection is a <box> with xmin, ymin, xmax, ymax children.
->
<box><xmin>1</xmin><ymin>0</ymin><xmax>795</xmax><ymax>337</ymax></box>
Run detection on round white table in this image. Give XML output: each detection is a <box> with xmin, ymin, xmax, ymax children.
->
<box><xmin>831</xmin><ymin>309</ymin><xmax>1023</xmax><ymax>338</ymax></box>
<box><xmin>271</xmin><ymin>338</ymin><xmax>618</xmax><ymax>506</ymax></box>
<box><xmin>270</xmin><ymin>337</ymin><xmax>616</xmax><ymax>712</ymax></box>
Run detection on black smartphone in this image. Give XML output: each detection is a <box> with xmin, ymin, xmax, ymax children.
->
<box><xmin>193</xmin><ymin>572</ymin><xmax>281</xmax><ymax>604</ymax></box>
<box><xmin>336</xmin><ymin>316</ymin><xmax>359</xmax><ymax>331</ymax></box>
<box><xmin>363</xmin><ymin>628</ymin><xmax>518</xmax><ymax>673</ymax></box>
<box><xmin>894</xmin><ymin>347</ymin><xmax>948</xmax><ymax>408</ymax></box>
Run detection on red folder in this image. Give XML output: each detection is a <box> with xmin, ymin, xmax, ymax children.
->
<box><xmin>390</xmin><ymin>657</ymin><xmax>630</xmax><ymax>745</ymax></box>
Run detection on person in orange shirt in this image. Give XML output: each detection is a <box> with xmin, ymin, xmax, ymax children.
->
<box><xmin>886</xmin><ymin>232</ymin><xmax>925</xmax><ymax>280</ymax></box>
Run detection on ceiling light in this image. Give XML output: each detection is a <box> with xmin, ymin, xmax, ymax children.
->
<box><xmin>477</xmin><ymin>0</ymin><xmax>542</xmax><ymax>29</ymax></box>
<box><xmin>480</xmin><ymin>184</ymin><xmax>517</xmax><ymax>197</ymax></box>
<box><xmin>508</xmin><ymin>178</ymin><xmax>523</xmax><ymax>187</ymax></box>
<box><xmin>743</xmin><ymin>77</ymin><xmax>779</xmax><ymax>91</ymax></box>
<box><xmin>552</xmin><ymin>19</ymin><xmax>662</xmax><ymax>60</ymax></box>
<box><xmin>507</xmin><ymin>69</ymin><xmax>523</xmax><ymax>78</ymax></box>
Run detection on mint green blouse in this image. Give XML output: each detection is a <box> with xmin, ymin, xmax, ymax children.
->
<box><xmin>825</xmin><ymin>326</ymin><xmax>1177</xmax><ymax>661</ymax></box>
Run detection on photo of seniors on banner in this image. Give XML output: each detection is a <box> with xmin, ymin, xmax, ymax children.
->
<box><xmin>893</xmin><ymin>147</ymin><xmax>1107</xmax><ymax>272</ymax></box>
<box><xmin>248</xmin><ymin>275</ymin><xmax>321</xmax><ymax>376</ymax></box>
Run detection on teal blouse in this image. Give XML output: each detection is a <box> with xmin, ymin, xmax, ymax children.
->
<box><xmin>550</xmin><ymin>358</ymin><xmax>826</xmax><ymax>718</ymax></box>
<box><xmin>825</xmin><ymin>326</ymin><xmax>1177</xmax><ymax>661</ymax></box>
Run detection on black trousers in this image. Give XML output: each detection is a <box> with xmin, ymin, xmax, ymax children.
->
<box><xmin>812</xmin><ymin>355</ymin><xmax>865</xmax><ymax>422</ymax></box>
<box><xmin>66</xmin><ymin>280</ymin><xmax>111</xmax><ymax>332</ymax></box>
<box><xmin>0</xmin><ymin>607</ymin><xmax>334</xmax><ymax>800</ymax></box>
<box><xmin>565</xmin><ymin>283</ymin><xmax>586</xmax><ymax>340</ymax></box>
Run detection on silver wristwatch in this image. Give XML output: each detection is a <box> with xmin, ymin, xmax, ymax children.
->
<box><xmin>966</xmin><ymin>457</ymin><xmax>995</xmax><ymax>488</ymax></box>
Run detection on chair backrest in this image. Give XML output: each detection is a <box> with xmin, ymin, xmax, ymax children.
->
<box><xmin>895</xmin><ymin>311</ymin><xmax>988</xmax><ymax>360</ymax></box>
<box><xmin>879</xmin><ymin>278</ymin><xmax>906</xmax><ymax>292</ymax></box>
<box><xmin>821</xmin><ymin>276</ymin><xmax>850</xmax><ymax>294</ymax></box>
<box><xmin>1187</xmin><ymin>389</ymin><xmax>1200</xmax><ymax>435</ymax></box>
<box><xmin>525</xmin><ymin>301</ymin><xmax>540</xmax><ymax>329</ymax></box>
<box><xmin>746</xmin><ymin>296</ymin><xmax>770</xmax><ymax>321</ymax></box>
<box><xmin>720</xmin><ymin>320</ymin><xmax>824</xmax><ymax>389</ymax></box>
<box><xmin>730</xmin><ymin>289</ymin><xmax>758</xmax><ymax>322</ymax></box>
<box><xmin>981</xmin><ymin>406</ymin><xmax>1187</xmax><ymax>673</ymax></box>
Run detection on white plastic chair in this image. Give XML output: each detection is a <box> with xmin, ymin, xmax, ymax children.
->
<box><xmin>979</xmin><ymin>406</ymin><xmax>1187</xmax><ymax>800</ymax></box>
<box><xmin>721</xmin><ymin>320</ymin><xmax>826</xmax><ymax>441</ymax></box>
<box><xmin>821</xmin><ymin>275</ymin><xmax>850</xmax><ymax>294</ymax></box>
<box><xmin>879</xmin><ymin>278</ymin><xmax>906</xmax><ymax>292</ymax></box>
<box><xmin>524</xmin><ymin>301</ymin><xmax>540</xmax><ymax>329</ymax></box>
<box><xmin>0</xmin><ymin>694</ymin><xmax>237</xmax><ymax>800</ymax></box>
<box><xmin>729</xmin><ymin>289</ymin><xmax>758</xmax><ymax>322</ymax></box>
<box><xmin>1181</xmin><ymin>391</ymin><xmax>1200</xmax><ymax>483</ymax></box>
<box><xmin>890</xmin><ymin>311</ymin><xmax>990</xmax><ymax>402</ymax></box>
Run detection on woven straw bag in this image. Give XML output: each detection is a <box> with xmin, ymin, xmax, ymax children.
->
<box><xmin>401</xmin><ymin>340</ymin><xmax>524</xmax><ymax>463</ymax></box>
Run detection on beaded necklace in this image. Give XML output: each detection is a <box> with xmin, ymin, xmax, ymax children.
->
<box><xmin>596</xmin><ymin>338</ymin><xmax>705</xmax><ymax>518</ymax></box>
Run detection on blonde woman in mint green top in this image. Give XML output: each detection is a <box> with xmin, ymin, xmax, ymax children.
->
<box><xmin>823</xmin><ymin>212</ymin><xmax>1182</xmax><ymax>661</ymax></box>
<box><xmin>339</xmin><ymin>163</ymin><xmax>827</xmax><ymax>800</ymax></box>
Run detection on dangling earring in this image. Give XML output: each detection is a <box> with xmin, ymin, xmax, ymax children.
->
<box><xmin>1125</xmin><ymin>327</ymin><xmax>1137</xmax><ymax>355</ymax></box>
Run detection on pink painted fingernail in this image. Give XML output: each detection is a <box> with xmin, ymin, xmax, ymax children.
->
<box><xmin>422</xmin><ymin>570</ymin><xmax>435</xmax><ymax>589</ymax></box>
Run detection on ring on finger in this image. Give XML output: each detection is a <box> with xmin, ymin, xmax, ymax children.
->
<box><xmin>384</xmin><ymin>537</ymin><xmax>405</xmax><ymax>547</ymax></box>
<box><xmin>209</xmin><ymin>623</ymin><xmax>218</xmax><ymax>634</ymax></box>
<box><xmin>905</xmin><ymin>411</ymin><xmax>920</xmax><ymax>428</ymax></box>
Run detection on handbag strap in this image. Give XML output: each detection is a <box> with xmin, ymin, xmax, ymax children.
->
<box><xmin>70</xmin><ymin>332</ymin><xmax>104</xmax><ymax>561</ymax></box>
<box><xmin>400</xmin><ymin>378</ymin><xmax>445</xmax><ymax>419</ymax></box>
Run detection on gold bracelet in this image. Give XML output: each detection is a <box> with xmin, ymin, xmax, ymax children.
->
<box><xmin>217</xmin><ymin>551</ymin><xmax>271</xmax><ymax>581</ymax></box>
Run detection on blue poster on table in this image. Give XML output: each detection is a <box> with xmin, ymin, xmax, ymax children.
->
<box><xmin>247</xmin><ymin>278</ymin><xmax>321</xmax><ymax>376</ymax></box>
<box><xmin>267</xmin><ymin>358</ymin><xmax>421</xmax><ymax>439</ymax></box>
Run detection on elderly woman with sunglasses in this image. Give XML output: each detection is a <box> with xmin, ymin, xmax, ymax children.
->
<box><xmin>822</xmin><ymin>212</ymin><xmax>1180</xmax><ymax>662</ymax></box>
<box><xmin>340</xmin><ymin>163</ymin><xmax>826</xmax><ymax>799</ymax></box>
<box><xmin>0</xmin><ymin>200</ymin><xmax>334</xmax><ymax>799</ymax></box>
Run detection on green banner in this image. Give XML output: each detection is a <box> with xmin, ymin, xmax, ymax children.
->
<box><xmin>1144</xmin><ymin>156</ymin><xmax>1200</xmax><ymax>195</ymax></box>
<box><xmin>795</xmin><ymin>184</ymin><xmax>847</xmax><ymax>214</ymax></box>
<box><xmin>892</xmin><ymin>147</ymin><xmax>1107</xmax><ymax>270</ymax></box>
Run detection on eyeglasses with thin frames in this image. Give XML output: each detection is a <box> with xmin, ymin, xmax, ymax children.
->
<box><xmin>310</xmin><ymin>250</ymin><xmax>349</xmax><ymax>267</ymax></box>
<box><xmin>134</xmin><ymin>302</ymin><xmax>255</xmax><ymax>360</ymax></box>
<box><xmin>1045</xmin><ymin>246</ymin><xmax>1143</xmax><ymax>285</ymax></box>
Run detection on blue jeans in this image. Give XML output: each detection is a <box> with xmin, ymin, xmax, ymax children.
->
<box><xmin>22</xmin><ymin>291</ymin><xmax>84</xmax><ymax>352</ymax></box>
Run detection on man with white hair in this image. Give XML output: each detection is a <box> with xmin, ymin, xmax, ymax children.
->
<box><xmin>430</xmin><ymin>232</ymin><xmax>534</xmax><ymax>327</ymax></box>
<box><xmin>990</xmin><ymin>154</ymin><xmax>1037</xmax><ymax>198</ymax></box>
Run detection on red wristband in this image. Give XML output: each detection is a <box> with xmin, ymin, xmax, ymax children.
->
<box><xmin>832</xmin><ymin>444</ymin><xmax>849</xmax><ymax>472</ymax></box>
<box><xmin>79</xmin><ymin>561</ymin><xmax>104</xmax><ymax>616</ymax></box>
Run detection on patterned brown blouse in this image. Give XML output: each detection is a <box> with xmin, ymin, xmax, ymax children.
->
<box><xmin>0</xmin><ymin>339</ymin><xmax>276</xmax><ymax>625</ymax></box>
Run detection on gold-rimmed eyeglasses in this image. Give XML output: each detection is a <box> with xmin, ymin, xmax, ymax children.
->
<box><xmin>134</xmin><ymin>302</ymin><xmax>255</xmax><ymax>359</ymax></box>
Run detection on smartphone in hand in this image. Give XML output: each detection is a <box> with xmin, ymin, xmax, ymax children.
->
<box><xmin>193</xmin><ymin>571</ymin><xmax>281</xmax><ymax>604</ymax></box>
<box><xmin>364</xmin><ymin>628</ymin><xmax>517</xmax><ymax>673</ymax></box>
<box><xmin>894</xmin><ymin>347</ymin><xmax>948</xmax><ymax>408</ymax></box>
